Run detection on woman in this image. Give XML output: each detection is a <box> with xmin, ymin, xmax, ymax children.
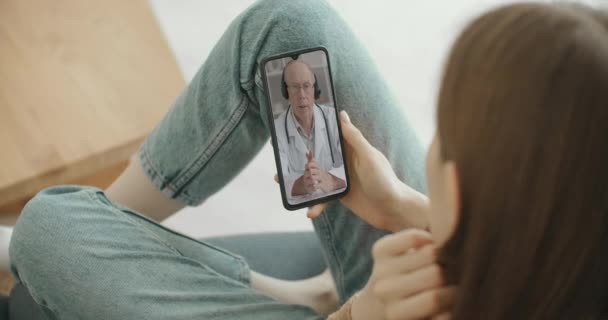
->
<box><xmin>8</xmin><ymin>1</ymin><xmax>608</xmax><ymax>320</ymax></box>
<box><xmin>326</xmin><ymin>2</ymin><xmax>608</xmax><ymax>319</ymax></box>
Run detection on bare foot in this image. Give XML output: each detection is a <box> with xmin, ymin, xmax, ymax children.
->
<box><xmin>250</xmin><ymin>269</ymin><xmax>339</xmax><ymax>316</ymax></box>
<box><xmin>294</xmin><ymin>269</ymin><xmax>340</xmax><ymax>316</ymax></box>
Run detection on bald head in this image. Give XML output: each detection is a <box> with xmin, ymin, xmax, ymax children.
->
<box><xmin>284</xmin><ymin>60</ymin><xmax>315</xmax><ymax>85</ymax></box>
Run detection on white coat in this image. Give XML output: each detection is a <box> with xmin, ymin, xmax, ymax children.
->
<box><xmin>274</xmin><ymin>104</ymin><xmax>346</xmax><ymax>204</ymax></box>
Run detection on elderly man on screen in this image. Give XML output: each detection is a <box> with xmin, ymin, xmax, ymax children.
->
<box><xmin>274</xmin><ymin>60</ymin><xmax>346</xmax><ymax>201</ymax></box>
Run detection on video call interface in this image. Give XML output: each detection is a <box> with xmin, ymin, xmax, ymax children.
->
<box><xmin>264</xmin><ymin>50</ymin><xmax>347</xmax><ymax>206</ymax></box>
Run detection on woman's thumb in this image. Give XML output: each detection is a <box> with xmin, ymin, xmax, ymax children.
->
<box><xmin>340</xmin><ymin>111</ymin><xmax>369</xmax><ymax>151</ymax></box>
<box><xmin>340</xmin><ymin>110</ymin><xmax>351</xmax><ymax>124</ymax></box>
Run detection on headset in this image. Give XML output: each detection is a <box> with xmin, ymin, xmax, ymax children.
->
<box><xmin>281</xmin><ymin>60</ymin><xmax>335</xmax><ymax>164</ymax></box>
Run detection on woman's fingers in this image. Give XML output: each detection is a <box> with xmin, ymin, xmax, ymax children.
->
<box><xmin>339</xmin><ymin>110</ymin><xmax>350</xmax><ymax>123</ymax></box>
<box><xmin>339</xmin><ymin>111</ymin><xmax>372</xmax><ymax>153</ymax></box>
<box><xmin>373</xmin><ymin>244</ymin><xmax>436</xmax><ymax>277</ymax></box>
<box><xmin>307</xmin><ymin>202</ymin><xmax>329</xmax><ymax>219</ymax></box>
<box><xmin>384</xmin><ymin>286</ymin><xmax>456</xmax><ymax>320</ymax></box>
<box><xmin>374</xmin><ymin>263</ymin><xmax>443</xmax><ymax>301</ymax></box>
<box><xmin>372</xmin><ymin>229</ymin><xmax>433</xmax><ymax>258</ymax></box>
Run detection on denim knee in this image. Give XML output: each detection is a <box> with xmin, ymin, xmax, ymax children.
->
<box><xmin>9</xmin><ymin>186</ymin><xmax>102</xmax><ymax>284</ymax></box>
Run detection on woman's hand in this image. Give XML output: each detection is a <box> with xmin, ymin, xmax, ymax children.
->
<box><xmin>308</xmin><ymin>111</ymin><xmax>428</xmax><ymax>232</ymax></box>
<box><xmin>353</xmin><ymin>229</ymin><xmax>455</xmax><ymax>320</ymax></box>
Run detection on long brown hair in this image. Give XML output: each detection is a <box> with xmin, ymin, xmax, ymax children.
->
<box><xmin>437</xmin><ymin>3</ymin><xmax>608</xmax><ymax>319</ymax></box>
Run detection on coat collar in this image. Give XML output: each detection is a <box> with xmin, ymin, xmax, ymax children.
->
<box><xmin>286</xmin><ymin>104</ymin><xmax>327</xmax><ymax>157</ymax></box>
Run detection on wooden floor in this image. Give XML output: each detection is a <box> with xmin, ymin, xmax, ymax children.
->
<box><xmin>0</xmin><ymin>213</ymin><xmax>18</xmax><ymax>227</ymax></box>
<box><xmin>0</xmin><ymin>271</ymin><xmax>15</xmax><ymax>296</ymax></box>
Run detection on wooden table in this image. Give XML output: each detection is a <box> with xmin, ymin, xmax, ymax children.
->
<box><xmin>0</xmin><ymin>0</ymin><xmax>185</xmax><ymax>212</ymax></box>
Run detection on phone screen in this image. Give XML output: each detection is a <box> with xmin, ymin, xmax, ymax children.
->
<box><xmin>262</xmin><ymin>48</ymin><xmax>349</xmax><ymax>210</ymax></box>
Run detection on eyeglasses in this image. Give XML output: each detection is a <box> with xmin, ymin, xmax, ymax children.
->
<box><xmin>287</xmin><ymin>82</ymin><xmax>314</xmax><ymax>93</ymax></box>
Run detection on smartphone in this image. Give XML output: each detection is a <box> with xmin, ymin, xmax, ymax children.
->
<box><xmin>260</xmin><ymin>47</ymin><xmax>350</xmax><ymax>210</ymax></box>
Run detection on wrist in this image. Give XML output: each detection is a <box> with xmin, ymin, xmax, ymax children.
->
<box><xmin>350</xmin><ymin>287</ymin><xmax>384</xmax><ymax>320</ymax></box>
<box><xmin>388</xmin><ymin>183</ymin><xmax>430</xmax><ymax>232</ymax></box>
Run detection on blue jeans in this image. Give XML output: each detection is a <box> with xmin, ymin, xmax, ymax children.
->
<box><xmin>9</xmin><ymin>0</ymin><xmax>425</xmax><ymax>318</ymax></box>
